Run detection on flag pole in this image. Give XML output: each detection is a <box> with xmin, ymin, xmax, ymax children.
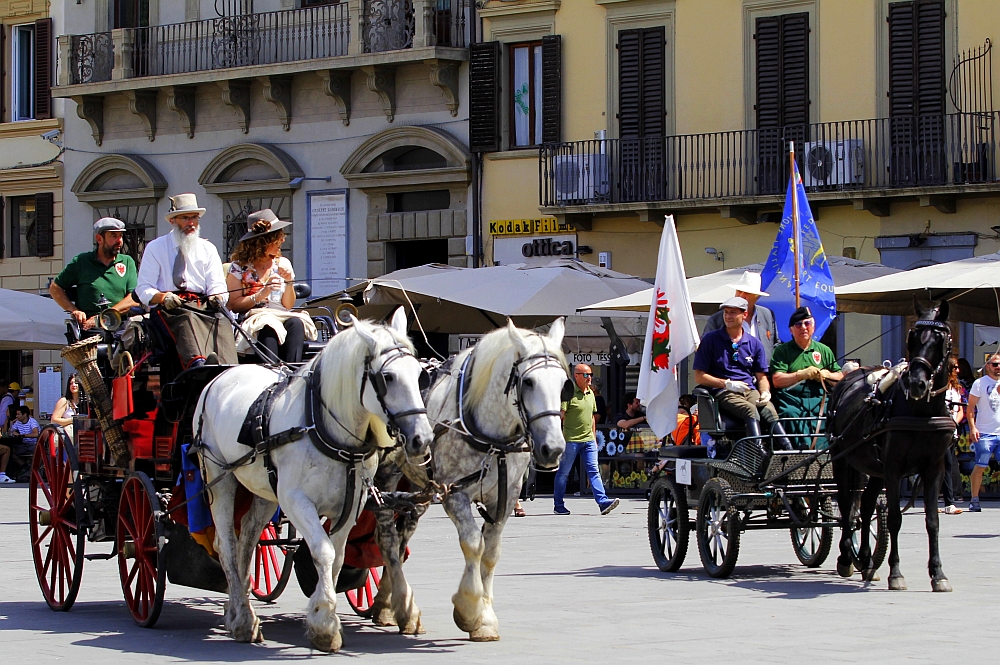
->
<box><xmin>790</xmin><ymin>143</ymin><xmax>801</xmax><ymax>308</ymax></box>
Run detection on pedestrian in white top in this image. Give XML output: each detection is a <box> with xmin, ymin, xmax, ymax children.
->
<box><xmin>966</xmin><ymin>353</ymin><xmax>1000</xmax><ymax>511</ymax></box>
<box><xmin>136</xmin><ymin>193</ymin><xmax>238</xmax><ymax>369</ymax></box>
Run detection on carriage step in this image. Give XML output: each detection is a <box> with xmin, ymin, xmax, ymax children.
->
<box><xmin>84</xmin><ymin>552</ymin><xmax>117</xmax><ymax>561</ymax></box>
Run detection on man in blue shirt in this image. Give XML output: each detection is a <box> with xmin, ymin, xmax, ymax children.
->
<box><xmin>694</xmin><ymin>297</ymin><xmax>792</xmax><ymax>451</ymax></box>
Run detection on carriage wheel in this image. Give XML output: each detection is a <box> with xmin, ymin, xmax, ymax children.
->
<box><xmin>790</xmin><ymin>497</ymin><xmax>834</xmax><ymax>568</ymax></box>
<box><xmin>117</xmin><ymin>472</ymin><xmax>166</xmax><ymax>627</ymax></box>
<box><xmin>696</xmin><ymin>478</ymin><xmax>741</xmax><ymax>578</ymax></box>
<box><xmin>647</xmin><ymin>477</ymin><xmax>689</xmax><ymax>572</ymax></box>
<box><xmin>29</xmin><ymin>427</ymin><xmax>86</xmax><ymax>612</ymax></box>
<box><xmin>251</xmin><ymin>519</ymin><xmax>297</xmax><ymax>602</ymax></box>
<box><xmin>850</xmin><ymin>492</ymin><xmax>889</xmax><ymax>572</ymax></box>
<box><xmin>345</xmin><ymin>567</ymin><xmax>382</xmax><ymax>617</ymax></box>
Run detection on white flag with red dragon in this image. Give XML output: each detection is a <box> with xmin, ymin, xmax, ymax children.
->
<box><xmin>637</xmin><ymin>215</ymin><xmax>699</xmax><ymax>439</ymax></box>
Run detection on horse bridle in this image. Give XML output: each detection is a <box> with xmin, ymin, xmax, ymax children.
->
<box><xmin>361</xmin><ymin>343</ymin><xmax>430</xmax><ymax>439</ymax></box>
<box><xmin>904</xmin><ymin>319</ymin><xmax>952</xmax><ymax>400</ymax></box>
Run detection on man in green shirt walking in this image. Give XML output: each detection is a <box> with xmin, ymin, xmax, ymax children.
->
<box><xmin>50</xmin><ymin>218</ymin><xmax>138</xmax><ymax>331</ymax></box>
<box><xmin>553</xmin><ymin>363</ymin><xmax>620</xmax><ymax>515</ymax></box>
<box><xmin>771</xmin><ymin>306</ymin><xmax>843</xmax><ymax>447</ymax></box>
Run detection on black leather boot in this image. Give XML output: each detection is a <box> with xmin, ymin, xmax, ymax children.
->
<box><xmin>743</xmin><ymin>418</ymin><xmax>764</xmax><ymax>455</ymax></box>
<box><xmin>770</xmin><ymin>421</ymin><xmax>794</xmax><ymax>451</ymax></box>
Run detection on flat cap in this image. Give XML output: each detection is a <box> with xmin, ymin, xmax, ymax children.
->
<box><xmin>720</xmin><ymin>296</ymin><xmax>749</xmax><ymax>311</ymax></box>
<box><xmin>94</xmin><ymin>217</ymin><xmax>126</xmax><ymax>234</ymax></box>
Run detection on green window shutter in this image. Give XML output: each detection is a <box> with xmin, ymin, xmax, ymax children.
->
<box><xmin>469</xmin><ymin>41</ymin><xmax>502</xmax><ymax>153</ymax></box>
<box><xmin>35</xmin><ymin>192</ymin><xmax>54</xmax><ymax>257</ymax></box>
<box><xmin>541</xmin><ymin>34</ymin><xmax>561</xmax><ymax>144</ymax></box>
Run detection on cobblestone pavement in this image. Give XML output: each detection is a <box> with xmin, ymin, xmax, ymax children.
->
<box><xmin>1</xmin><ymin>485</ymin><xmax>995</xmax><ymax>664</ymax></box>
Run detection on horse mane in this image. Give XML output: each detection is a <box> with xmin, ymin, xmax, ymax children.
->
<box><xmin>319</xmin><ymin>319</ymin><xmax>414</xmax><ymax>448</ymax></box>
<box><xmin>464</xmin><ymin>325</ymin><xmax>567</xmax><ymax>411</ymax></box>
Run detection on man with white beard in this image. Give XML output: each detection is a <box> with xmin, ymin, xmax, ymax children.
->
<box><xmin>136</xmin><ymin>193</ymin><xmax>237</xmax><ymax>369</ymax></box>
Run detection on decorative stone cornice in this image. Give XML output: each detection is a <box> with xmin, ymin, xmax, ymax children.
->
<box><xmin>218</xmin><ymin>80</ymin><xmax>252</xmax><ymax>134</ymax></box>
<box><xmin>427</xmin><ymin>59</ymin><xmax>460</xmax><ymax>116</ymax></box>
<box><xmin>71</xmin><ymin>153</ymin><xmax>167</xmax><ymax>206</ymax></box>
<box><xmin>72</xmin><ymin>95</ymin><xmax>105</xmax><ymax>146</ymax></box>
<box><xmin>198</xmin><ymin>143</ymin><xmax>304</xmax><ymax>197</ymax></box>
<box><xmin>259</xmin><ymin>75</ymin><xmax>293</xmax><ymax>131</ymax></box>
<box><xmin>363</xmin><ymin>65</ymin><xmax>396</xmax><ymax>122</ymax></box>
<box><xmin>341</xmin><ymin>125</ymin><xmax>471</xmax><ymax>175</ymax></box>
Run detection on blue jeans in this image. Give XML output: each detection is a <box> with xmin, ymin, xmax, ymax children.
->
<box><xmin>553</xmin><ymin>440</ymin><xmax>611</xmax><ymax>510</ymax></box>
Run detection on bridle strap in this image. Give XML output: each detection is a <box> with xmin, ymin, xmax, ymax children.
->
<box><xmin>360</xmin><ymin>343</ymin><xmax>428</xmax><ymax>437</ymax></box>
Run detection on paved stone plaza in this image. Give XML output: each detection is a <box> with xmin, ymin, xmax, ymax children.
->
<box><xmin>0</xmin><ymin>485</ymin><xmax>993</xmax><ymax>663</ymax></box>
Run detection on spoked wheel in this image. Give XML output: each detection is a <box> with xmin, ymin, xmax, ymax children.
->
<box><xmin>345</xmin><ymin>567</ymin><xmax>382</xmax><ymax>617</ymax></box>
<box><xmin>117</xmin><ymin>472</ymin><xmax>166</xmax><ymax>627</ymax></box>
<box><xmin>696</xmin><ymin>478</ymin><xmax>741</xmax><ymax>578</ymax></box>
<box><xmin>647</xmin><ymin>477</ymin><xmax>689</xmax><ymax>572</ymax></box>
<box><xmin>251</xmin><ymin>518</ymin><xmax>297</xmax><ymax>602</ymax></box>
<box><xmin>850</xmin><ymin>492</ymin><xmax>889</xmax><ymax>572</ymax></box>
<box><xmin>29</xmin><ymin>427</ymin><xmax>86</xmax><ymax>611</ymax></box>
<box><xmin>790</xmin><ymin>497</ymin><xmax>834</xmax><ymax>568</ymax></box>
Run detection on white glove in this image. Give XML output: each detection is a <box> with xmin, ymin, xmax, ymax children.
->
<box><xmin>756</xmin><ymin>391</ymin><xmax>771</xmax><ymax>406</ymax></box>
<box><xmin>161</xmin><ymin>293</ymin><xmax>183</xmax><ymax>311</ymax></box>
<box><xmin>724</xmin><ymin>380</ymin><xmax>751</xmax><ymax>395</ymax></box>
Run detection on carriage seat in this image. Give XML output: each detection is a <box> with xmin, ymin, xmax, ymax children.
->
<box><xmin>692</xmin><ymin>386</ymin><xmax>746</xmax><ymax>435</ymax></box>
<box><xmin>658</xmin><ymin>445</ymin><xmax>709</xmax><ymax>459</ymax></box>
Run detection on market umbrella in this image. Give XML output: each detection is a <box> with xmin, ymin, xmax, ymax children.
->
<box><xmin>0</xmin><ymin>287</ymin><xmax>69</xmax><ymax>350</ymax></box>
<box><xmin>307</xmin><ymin>259</ymin><xmax>651</xmax><ymax>333</ymax></box>
<box><xmin>579</xmin><ymin>256</ymin><xmax>900</xmax><ymax>315</ymax></box>
<box><xmin>836</xmin><ymin>252</ymin><xmax>1000</xmax><ymax>325</ymax></box>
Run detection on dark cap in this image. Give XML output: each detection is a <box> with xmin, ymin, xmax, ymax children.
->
<box><xmin>789</xmin><ymin>306</ymin><xmax>814</xmax><ymax>327</ymax></box>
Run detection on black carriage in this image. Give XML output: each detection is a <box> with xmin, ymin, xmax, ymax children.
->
<box><xmin>646</xmin><ymin>386</ymin><xmax>888</xmax><ymax>578</ymax></box>
<box><xmin>28</xmin><ymin>300</ymin><xmax>384</xmax><ymax>624</ymax></box>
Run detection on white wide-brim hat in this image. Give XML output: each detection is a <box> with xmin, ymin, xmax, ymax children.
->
<box><xmin>165</xmin><ymin>193</ymin><xmax>206</xmax><ymax>220</ymax></box>
<box><xmin>725</xmin><ymin>270</ymin><xmax>769</xmax><ymax>297</ymax></box>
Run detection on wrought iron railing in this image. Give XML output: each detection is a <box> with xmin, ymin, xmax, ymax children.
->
<box><xmin>362</xmin><ymin>0</ymin><xmax>468</xmax><ymax>52</ymax></box>
<box><xmin>132</xmin><ymin>3</ymin><xmax>350</xmax><ymax>78</ymax></box>
<box><xmin>70</xmin><ymin>32</ymin><xmax>113</xmax><ymax>84</ymax></box>
<box><xmin>539</xmin><ymin>113</ymin><xmax>1000</xmax><ymax>206</ymax></box>
<box><xmin>433</xmin><ymin>0</ymin><xmax>469</xmax><ymax>48</ymax></box>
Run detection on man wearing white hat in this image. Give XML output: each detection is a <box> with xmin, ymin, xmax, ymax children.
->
<box><xmin>702</xmin><ymin>270</ymin><xmax>780</xmax><ymax>363</ymax></box>
<box><xmin>50</xmin><ymin>217</ymin><xmax>139</xmax><ymax>331</ymax></box>
<box><xmin>136</xmin><ymin>193</ymin><xmax>237</xmax><ymax>368</ymax></box>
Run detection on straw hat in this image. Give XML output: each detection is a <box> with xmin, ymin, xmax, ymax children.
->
<box><xmin>725</xmin><ymin>270</ymin><xmax>769</xmax><ymax>297</ymax></box>
<box><xmin>238</xmin><ymin>209</ymin><xmax>292</xmax><ymax>243</ymax></box>
<box><xmin>165</xmin><ymin>193</ymin><xmax>206</xmax><ymax>220</ymax></box>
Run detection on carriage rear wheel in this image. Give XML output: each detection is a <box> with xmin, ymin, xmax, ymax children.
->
<box><xmin>345</xmin><ymin>567</ymin><xmax>382</xmax><ymax>616</ymax></box>
<box><xmin>647</xmin><ymin>477</ymin><xmax>689</xmax><ymax>572</ymax></box>
<box><xmin>790</xmin><ymin>497</ymin><xmax>834</xmax><ymax>568</ymax></box>
<box><xmin>850</xmin><ymin>492</ymin><xmax>889</xmax><ymax>572</ymax></box>
<box><xmin>251</xmin><ymin>519</ymin><xmax>297</xmax><ymax>602</ymax></box>
<box><xmin>29</xmin><ymin>427</ymin><xmax>86</xmax><ymax>611</ymax></box>
<box><xmin>696</xmin><ymin>478</ymin><xmax>741</xmax><ymax>578</ymax></box>
<box><xmin>117</xmin><ymin>472</ymin><xmax>166</xmax><ymax>627</ymax></box>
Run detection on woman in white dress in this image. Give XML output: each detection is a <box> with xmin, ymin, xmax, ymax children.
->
<box><xmin>51</xmin><ymin>373</ymin><xmax>82</xmax><ymax>439</ymax></box>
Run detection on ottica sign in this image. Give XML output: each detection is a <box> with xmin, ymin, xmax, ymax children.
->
<box><xmin>489</xmin><ymin>218</ymin><xmax>567</xmax><ymax>236</ymax></box>
<box><xmin>522</xmin><ymin>237</ymin><xmax>574</xmax><ymax>257</ymax></box>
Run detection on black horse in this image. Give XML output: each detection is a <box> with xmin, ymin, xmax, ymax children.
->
<box><xmin>827</xmin><ymin>299</ymin><xmax>956</xmax><ymax>592</ymax></box>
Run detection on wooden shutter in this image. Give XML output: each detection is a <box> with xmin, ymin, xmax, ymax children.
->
<box><xmin>616</xmin><ymin>28</ymin><xmax>665</xmax><ymax>140</ymax></box>
<box><xmin>1</xmin><ymin>26</ymin><xmax>6</xmax><ymax>123</ymax></box>
<box><xmin>780</xmin><ymin>13</ymin><xmax>810</xmax><ymax>127</ymax></box>
<box><xmin>541</xmin><ymin>35</ymin><xmax>561</xmax><ymax>144</ymax></box>
<box><xmin>617</xmin><ymin>29</ymin><xmax>642</xmax><ymax>140</ymax></box>
<box><xmin>888</xmin><ymin>2</ymin><xmax>916</xmax><ymax>117</ymax></box>
<box><xmin>469</xmin><ymin>41</ymin><xmax>501</xmax><ymax>153</ymax></box>
<box><xmin>640</xmin><ymin>27</ymin><xmax>666</xmax><ymax>138</ymax></box>
<box><xmin>755</xmin><ymin>17</ymin><xmax>781</xmax><ymax>129</ymax></box>
<box><xmin>34</xmin><ymin>18</ymin><xmax>53</xmax><ymax>120</ymax></box>
<box><xmin>915</xmin><ymin>1</ymin><xmax>945</xmax><ymax>116</ymax></box>
<box><xmin>34</xmin><ymin>192</ymin><xmax>54</xmax><ymax>257</ymax></box>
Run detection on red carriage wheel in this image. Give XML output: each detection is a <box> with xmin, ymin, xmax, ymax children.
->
<box><xmin>117</xmin><ymin>472</ymin><xmax>166</xmax><ymax>627</ymax></box>
<box><xmin>29</xmin><ymin>426</ymin><xmax>86</xmax><ymax>611</ymax></box>
<box><xmin>251</xmin><ymin>519</ymin><xmax>297</xmax><ymax>602</ymax></box>
<box><xmin>345</xmin><ymin>567</ymin><xmax>382</xmax><ymax>616</ymax></box>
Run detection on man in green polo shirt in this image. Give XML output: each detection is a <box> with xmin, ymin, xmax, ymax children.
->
<box><xmin>771</xmin><ymin>306</ymin><xmax>843</xmax><ymax>447</ymax></box>
<box><xmin>552</xmin><ymin>363</ymin><xmax>620</xmax><ymax>516</ymax></box>
<box><xmin>50</xmin><ymin>217</ymin><xmax>138</xmax><ymax>330</ymax></box>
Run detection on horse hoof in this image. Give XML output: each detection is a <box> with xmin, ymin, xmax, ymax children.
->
<box><xmin>309</xmin><ymin>630</ymin><xmax>343</xmax><ymax>653</ymax></box>
<box><xmin>837</xmin><ymin>562</ymin><xmax>855</xmax><ymax>578</ymax></box>
<box><xmin>932</xmin><ymin>578</ymin><xmax>953</xmax><ymax>593</ymax></box>
<box><xmin>372</xmin><ymin>608</ymin><xmax>396</xmax><ymax>627</ymax></box>
<box><xmin>453</xmin><ymin>607</ymin><xmax>482</xmax><ymax>633</ymax></box>
<box><xmin>888</xmin><ymin>576</ymin><xmax>907</xmax><ymax>591</ymax></box>
<box><xmin>469</xmin><ymin>627</ymin><xmax>500</xmax><ymax>642</ymax></box>
<box><xmin>399</xmin><ymin>613</ymin><xmax>424</xmax><ymax>635</ymax></box>
<box><xmin>862</xmin><ymin>568</ymin><xmax>880</xmax><ymax>583</ymax></box>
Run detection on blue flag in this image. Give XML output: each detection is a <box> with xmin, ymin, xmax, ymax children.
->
<box><xmin>759</xmin><ymin>158</ymin><xmax>836</xmax><ymax>339</ymax></box>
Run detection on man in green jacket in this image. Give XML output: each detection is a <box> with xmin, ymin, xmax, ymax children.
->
<box><xmin>50</xmin><ymin>218</ymin><xmax>138</xmax><ymax>331</ymax></box>
<box><xmin>553</xmin><ymin>363</ymin><xmax>620</xmax><ymax>516</ymax></box>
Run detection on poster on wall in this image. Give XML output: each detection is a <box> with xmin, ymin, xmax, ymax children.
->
<box><xmin>37</xmin><ymin>366</ymin><xmax>62</xmax><ymax>418</ymax></box>
<box><xmin>307</xmin><ymin>190</ymin><xmax>349</xmax><ymax>296</ymax></box>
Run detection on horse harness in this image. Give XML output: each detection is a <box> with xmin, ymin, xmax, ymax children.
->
<box><xmin>431</xmin><ymin>347</ymin><xmax>572</xmax><ymax>524</ymax></box>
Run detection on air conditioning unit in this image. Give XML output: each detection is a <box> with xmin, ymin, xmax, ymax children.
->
<box><xmin>552</xmin><ymin>153</ymin><xmax>610</xmax><ymax>204</ymax></box>
<box><xmin>803</xmin><ymin>140</ymin><xmax>865</xmax><ymax>187</ymax></box>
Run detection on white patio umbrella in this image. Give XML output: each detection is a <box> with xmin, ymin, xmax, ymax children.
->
<box><xmin>0</xmin><ymin>288</ymin><xmax>69</xmax><ymax>350</ymax></box>
<box><xmin>836</xmin><ymin>252</ymin><xmax>1000</xmax><ymax>325</ymax></box>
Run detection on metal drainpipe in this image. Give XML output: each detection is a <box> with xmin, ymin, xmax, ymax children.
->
<box><xmin>470</xmin><ymin>0</ymin><xmax>482</xmax><ymax>268</ymax></box>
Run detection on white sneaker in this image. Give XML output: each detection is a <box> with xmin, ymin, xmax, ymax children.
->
<box><xmin>0</xmin><ymin>473</ymin><xmax>15</xmax><ymax>484</ymax></box>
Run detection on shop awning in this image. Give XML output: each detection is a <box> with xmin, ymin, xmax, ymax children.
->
<box><xmin>0</xmin><ymin>288</ymin><xmax>69</xmax><ymax>350</ymax></box>
<box><xmin>307</xmin><ymin>259</ymin><xmax>651</xmax><ymax>334</ymax></box>
<box><xmin>836</xmin><ymin>252</ymin><xmax>1000</xmax><ymax>325</ymax></box>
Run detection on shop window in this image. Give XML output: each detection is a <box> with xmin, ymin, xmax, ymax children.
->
<box><xmin>386</xmin><ymin>190</ymin><xmax>450</xmax><ymax>213</ymax></box>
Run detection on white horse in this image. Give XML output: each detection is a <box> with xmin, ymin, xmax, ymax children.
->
<box><xmin>192</xmin><ymin>308</ymin><xmax>433</xmax><ymax>652</ymax></box>
<box><xmin>371</xmin><ymin>319</ymin><xmax>570</xmax><ymax>641</ymax></box>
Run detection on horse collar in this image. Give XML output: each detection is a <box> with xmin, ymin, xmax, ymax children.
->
<box><xmin>306</xmin><ymin>354</ymin><xmax>379</xmax><ymax>463</ymax></box>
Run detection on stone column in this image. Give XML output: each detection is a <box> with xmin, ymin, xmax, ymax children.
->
<box><xmin>347</xmin><ymin>0</ymin><xmax>364</xmax><ymax>55</ymax></box>
<box><xmin>57</xmin><ymin>36</ymin><xmax>73</xmax><ymax>86</ymax></box>
<box><xmin>111</xmin><ymin>28</ymin><xmax>135</xmax><ymax>81</ymax></box>
<box><xmin>413</xmin><ymin>0</ymin><xmax>436</xmax><ymax>48</ymax></box>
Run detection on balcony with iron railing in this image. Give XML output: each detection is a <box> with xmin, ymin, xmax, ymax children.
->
<box><xmin>539</xmin><ymin>112</ymin><xmax>1000</xmax><ymax>224</ymax></box>
<box><xmin>56</xmin><ymin>0</ymin><xmax>468</xmax><ymax>87</ymax></box>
